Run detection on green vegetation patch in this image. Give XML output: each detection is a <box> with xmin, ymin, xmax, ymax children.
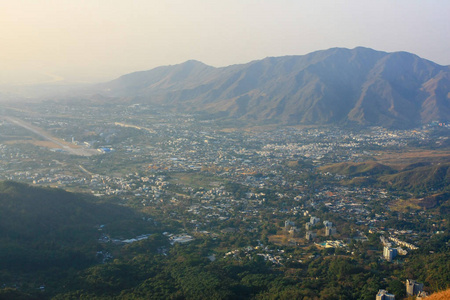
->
<box><xmin>320</xmin><ymin>161</ymin><xmax>395</xmax><ymax>177</ymax></box>
<box><xmin>170</xmin><ymin>172</ymin><xmax>225</xmax><ymax>189</ymax></box>
<box><xmin>0</xmin><ymin>181</ymin><xmax>158</xmax><ymax>297</ymax></box>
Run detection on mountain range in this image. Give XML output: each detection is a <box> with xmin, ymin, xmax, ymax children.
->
<box><xmin>92</xmin><ymin>47</ymin><xmax>449</xmax><ymax>127</ymax></box>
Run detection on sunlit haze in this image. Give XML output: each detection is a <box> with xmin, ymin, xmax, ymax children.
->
<box><xmin>1</xmin><ymin>0</ymin><xmax>449</xmax><ymax>85</ymax></box>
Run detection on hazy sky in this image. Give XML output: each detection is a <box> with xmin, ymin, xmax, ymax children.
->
<box><xmin>1</xmin><ymin>0</ymin><xmax>449</xmax><ymax>85</ymax></box>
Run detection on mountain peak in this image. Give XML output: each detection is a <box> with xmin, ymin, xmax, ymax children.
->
<box><xmin>95</xmin><ymin>48</ymin><xmax>450</xmax><ymax>128</ymax></box>
<box><xmin>181</xmin><ymin>59</ymin><xmax>210</xmax><ymax>66</ymax></box>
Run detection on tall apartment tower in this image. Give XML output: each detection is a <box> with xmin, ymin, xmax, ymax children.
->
<box><xmin>406</xmin><ymin>279</ymin><xmax>423</xmax><ymax>296</ymax></box>
<box><xmin>325</xmin><ymin>227</ymin><xmax>337</xmax><ymax>236</ymax></box>
<box><xmin>305</xmin><ymin>231</ymin><xmax>316</xmax><ymax>240</ymax></box>
<box><xmin>284</xmin><ymin>220</ymin><xmax>293</xmax><ymax>231</ymax></box>
<box><xmin>310</xmin><ymin>216</ymin><xmax>320</xmax><ymax>225</ymax></box>
<box><xmin>305</xmin><ymin>222</ymin><xmax>312</xmax><ymax>230</ymax></box>
<box><xmin>383</xmin><ymin>246</ymin><xmax>397</xmax><ymax>262</ymax></box>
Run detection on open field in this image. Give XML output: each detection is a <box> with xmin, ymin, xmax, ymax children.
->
<box><xmin>4</xmin><ymin>138</ymin><xmax>69</xmax><ymax>149</ymax></box>
<box><xmin>374</xmin><ymin>149</ymin><xmax>450</xmax><ymax>168</ymax></box>
<box><xmin>389</xmin><ymin>198</ymin><xmax>422</xmax><ymax>212</ymax></box>
<box><xmin>30</xmin><ymin>140</ymin><xmax>62</xmax><ymax>148</ymax></box>
<box><xmin>268</xmin><ymin>234</ymin><xmax>306</xmax><ymax>246</ymax></box>
<box><xmin>170</xmin><ymin>172</ymin><xmax>224</xmax><ymax>189</ymax></box>
<box><xmin>1</xmin><ymin>116</ymin><xmax>99</xmax><ymax>156</ymax></box>
<box><xmin>389</xmin><ymin>192</ymin><xmax>449</xmax><ymax>212</ymax></box>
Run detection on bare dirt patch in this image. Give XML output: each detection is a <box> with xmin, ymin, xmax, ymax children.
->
<box><xmin>375</xmin><ymin>150</ymin><xmax>450</xmax><ymax>168</ymax></box>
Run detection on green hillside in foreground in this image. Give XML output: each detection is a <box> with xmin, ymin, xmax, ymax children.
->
<box><xmin>0</xmin><ymin>181</ymin><xmax>157</xmax><ymax>297</ymax></box>
<box><xmin>0</xmin><ymin>181</ymin><xmax>147</xmax><ymax>240</ymax></box>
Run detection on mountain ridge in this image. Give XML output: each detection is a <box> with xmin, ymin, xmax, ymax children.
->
<box><xmin>94</xmin><ymin>47</ymin><xmax>450</xmax><ymax>128</ymax></box>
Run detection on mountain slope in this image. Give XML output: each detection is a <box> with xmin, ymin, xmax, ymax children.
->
<box><xmin>0</xmin><ymin>181</ymin><xmax>146</xmax><ymax>242</ymax></box>
<box><xmin>319</xmin><ymin>161</ymin><xmax>395</xmax><ymax>177</ymax></box>
<box><xmin>95</xmin><ymin>47</ymin><xmax>450</xmax><ymax>127</ymax></box>
<box><xmin>0</xmin><ymin>181</ymin><xmax>154</xmax><ymax>286</ymax></box>
<box><xmin>379</xmin><ymin>163</ymin><xmax>450</xmax><ymax>192</ymax></box>
<box><xmin>320</xmin><ymin>160</ymin><xmax>450</xmax><ymax>196</ymax></box>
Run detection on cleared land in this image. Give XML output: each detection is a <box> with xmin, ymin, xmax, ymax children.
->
<box><xmin>1</xmin><ymin>116</ymin><xmax>99</xmax><ymax>156</ymax></box>
<box><xmin>170</xmin><ymin>172</ymin><xmax>224</xmax><ymax>189</ymax></box>
<box><xmin>374</xmin><ymin>149</ymin><xmax>450</xmax><ymax>167</ymax></box>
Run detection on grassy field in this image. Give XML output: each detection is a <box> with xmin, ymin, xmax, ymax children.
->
<box><xmin>427</xmin><ymin>289</ymin><xmax>450</xmax><ymax>300</ymax></box>
<box><xmin>389</xmin><ymin>198</ymin><xmax>422</xmax><ymax>212</ymax></box>
<box><xmin>374</xmin><ymin>149</ymin><xmax>450</xmax><ymax>168</ymax></box>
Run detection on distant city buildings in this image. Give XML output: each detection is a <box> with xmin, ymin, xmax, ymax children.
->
<box><xmin>0</xmin><ymin>103</ymin><xmax>444</xmax><ymax>299</ymax></box>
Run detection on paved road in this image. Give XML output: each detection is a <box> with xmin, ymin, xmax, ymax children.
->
<box><xmin>79</xmin><ymin>165</ymin><xmax>94</xmax><ymax>176</ymax></box>
<box><xmin>115</xmin><ymin>122</ymin><xmax>156</xmax><ymax>133</ymax></box>
<box><xmin>2</xmin><ymin>116</ymin><xmax>99</xmax><ymax>157</ymax></box>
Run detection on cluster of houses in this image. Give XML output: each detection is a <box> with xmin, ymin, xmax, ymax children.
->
<box><xmin>381</xmin><ymin>236</ymin><xmax>417</xmax><ymax>262</ymax></box>
<box><xmin>304</xmin><ymin>217</ymin><xmax>337</xmax><ymax>240</ymax></box>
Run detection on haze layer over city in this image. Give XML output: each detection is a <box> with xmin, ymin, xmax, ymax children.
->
<box><xmin>0</xmin><ymin>1</ymin><xmax>449</xmax><ymax>299</ymax></box>
<box><xmin>1</xmin><ymin>1</ymin><xmax>449</xmax><ymax>85</ymax></box>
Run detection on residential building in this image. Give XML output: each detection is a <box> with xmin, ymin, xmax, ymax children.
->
<box><xmin>284</xmin><ymin>219</ymin><xmax>294</xmax><ymax>231</ymax></box>
<box><xmin>310</xmin><ymin>216</ymin><xmax>320</xmax><ymax>225</ymax></box>
<box><xmin>325</xmin><ymin>227</ymin><xmax>337</xmax><ymax>236</ymax></box>
<box><xmin>305</xmin><ymin>222</ymin><xmax>312</xmax><ymax>230</ymax></box>
<box><xmin>376</xmin><ymin>289</ymin><xmax>395</xmax><ymax>300</ymax></box>
<box><xmin>323</xmin><ymin>220</ymin><xmax>332</xmax><ymax>227</ymax></box>
<box><xmin>406</xmin><ymin>279</ymin><xmax>423</xmax><ymax>296</ymax></box>
<box><xmin>383</xmin><ymin>246</ymin><xmax>397</xmax><ymax>262</ymax></box>
<box><xmin>305</xmin><ymin>231</ymin><xmax>316</xmax><ymax>240</ymax></box>
<box><xmin>288</xmin><ymin>227</ymin><xmax>298</xmax><ymax>238</ymax></box>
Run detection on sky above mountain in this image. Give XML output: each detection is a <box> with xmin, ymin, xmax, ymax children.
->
<box><xmin>1</xmin><ymin>0</ymin><xmax>449</xmax><ymax>85</ymax></box>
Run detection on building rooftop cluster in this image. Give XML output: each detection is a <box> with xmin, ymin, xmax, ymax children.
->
<box><xmin>0</xmin><ymin>102</ymin><xmax>446</xmax><ymax>297</ymax></box>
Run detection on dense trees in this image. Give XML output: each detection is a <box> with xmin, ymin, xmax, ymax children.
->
<box><xmin>0</xmin><ymin>181</ymin><xmax>158</xmax><ymax>298</ymax></box>
<box><xmin>1</xmin><ymin>181</ymin><xmax>449</xmax><ymax>299</ymax></box>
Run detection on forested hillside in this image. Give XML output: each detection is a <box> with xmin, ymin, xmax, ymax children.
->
<box><xmin>0</xmin><ymin>181</ymin><xmax>157</xmax><ymax>299</ymax></box>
